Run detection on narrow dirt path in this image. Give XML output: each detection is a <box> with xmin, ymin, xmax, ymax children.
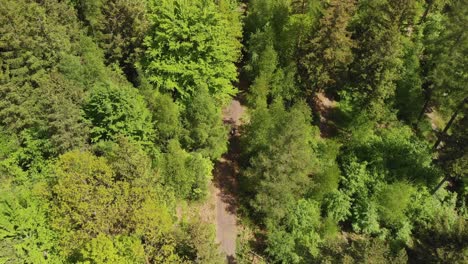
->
<box><xmin>426</xmin><ymin>110</ymin><xmax>443</xmax><ymax>131</ymax></box>
<box><xmin>313</xmin><ymin>92</ymin><xmax>338</xmax><ymax>137</ymax></box>
<box><xmin>213</xmin><ymin>99</ymin><xmax>245</xmax><ymax>263</ymax></box>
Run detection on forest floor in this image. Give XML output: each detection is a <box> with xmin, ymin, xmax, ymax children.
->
<box><xmin>313</xmin><ymin>92</ymin><xmax>338</xmax><ymax>137</ymax></box>
<box><xmin>426</xmin><ymin>110</ymin><xmax>444</xmax><ymax>130</ymax></box>
<box><xmin>213</xmin><ymin>99</ymin><xmax>246</xmax><ymax>263</ymax></box>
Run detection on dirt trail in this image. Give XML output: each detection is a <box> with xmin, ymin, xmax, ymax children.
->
<box><xmin>426</xmin><ymin>110</ymin><xmax>442</xmax><ymax>130</ymax></box>
<box><xmin>213</xmin><ymin>99</ymin><xmax>245</xmax><ymax>263</ymax></box>
<box><xmin>313</xmin><ymin>92</ymin><xmax>338</xmax><ymax>137</ymax></box>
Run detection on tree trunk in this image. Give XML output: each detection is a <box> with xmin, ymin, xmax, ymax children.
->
<box><xmin>433</xmin><ymin>98</ymin><xmax>467</xmax><ymax>150</ymax></box>
<box><xmin>417</xmin><ymin>85</ymin><xmax>432</xmax><ymax>123</ymax></box>
<box><xmin>417</xmin><ymin>95</ymin><xmax>431</xmax><ymax>122</ymax></box>
<box><xmin>420</xmin><ymin>0</ymin><xmax>434</xmax><ymax>24</ymax></box>
<box><xmin>431</xmin><ymin>175</ymin><xmax>449</xmax><ymax>195</ymax></box>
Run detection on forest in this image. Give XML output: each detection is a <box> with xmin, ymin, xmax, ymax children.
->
<box><xmin>0</xmin><ymin>0</ymin><xmax>466</xmax><ymax>263</ymax></box>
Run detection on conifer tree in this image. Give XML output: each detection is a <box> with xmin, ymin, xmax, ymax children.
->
<box><xmin>302</xmin><ymin>0</ymin><xmax>356</xmax><ymax>94</ymax></box>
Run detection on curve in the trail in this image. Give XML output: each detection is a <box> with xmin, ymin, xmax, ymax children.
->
<box><xmin>214</xmin><ymin>99</ymin><xmax>245</xmax><ymax>263</ymax></box>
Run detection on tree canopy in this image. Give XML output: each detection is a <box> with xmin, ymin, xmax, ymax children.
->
<box><xmin>1</xmin><ymin>0</ymin><xmax>466</xmax><ymax>263</ymax></box>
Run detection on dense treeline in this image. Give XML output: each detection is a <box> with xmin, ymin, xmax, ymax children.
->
<box><xmin>236</xmin><ymin>0</ymin><xmax>467</xmax><ymax>263</ymax></box>
<box><xmin>0</xmin><ymin>0</ymin><xmax>240</xmax><ymax>262</ymax></box>
<box><xmin>0</xmin><ymin>0</ymin><xmax>466</xmax><ymax>263</ymax></box>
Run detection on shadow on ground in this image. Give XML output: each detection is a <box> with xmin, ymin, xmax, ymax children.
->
<box><xmin>213</xmin><ymin>134</ymin><xmax>241</xmax><ymax>215</ymax></box>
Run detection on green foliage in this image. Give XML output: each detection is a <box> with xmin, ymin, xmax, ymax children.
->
<box><xmin>266</xmin><ymin>199</ymin><xmax>323</xmax><ymax>263</ymax></box>
<box><xmin>0</xmin><ymin>129</ymin><xmax>30</xmax><ymax>180</ymax></box>
<box><xmin>161</xmin><ymin>140</ymin><xmax>213</xmax><ymax>200</ymax></box>
<box><xmin>71</xmin><ymin>0</ymin><xmax>150</xmax><ymax>81</ymax></box>
<box><xmin>247</xmin><ymin>43</ymin><xmax>279</xmax><ymax>107</ymax></box>
<box><xmin>0</xmin><ymin>182</ymin><xmax>61</xmax><ymax>263</ymax></box>
<box><xmin>242</xmin><ymin>101</ymin><xmax>320</xmax><ymax>222</ymax></box>
<box><xmin>0</xmin><ymin>130</ymin><xmax>19</xmax><ymax>168</ymax></box>
<box><xmin>395</xmin><ymin>36</ymin><xmax>424</xmax><ymax>123</ymax></box>
<box><xmin>0</xmin><ymin>0</ymin><xmax>112</xmax><ymax>160</ymax></box>
<box><xmin>0</xmin><ymin>0</ymin><xmax>109</xmax><ymax>88</ymax></box>
<box><xmin>409</xmin><ymin>188</ymin><xmax>468</xmax><ymax>263</ymax></box>
<box><xmin>436</xmin><ymin>115</ymin><xmax>468</xmax><ymax>206</ymax></box>
<box><xmin>412</xmin><ymin>216</ymin><xmax>468</xmax><ymax>264</ymax></box>
<box><xmin>246</xmin><ymin>0</ymin><xmax>322</xmax><ymax>68</ymax></box>
<box><xmin>146</xmin><ymin>92</ymin><xmax>184</xmax><ymax>146</ymax></box>
<box><xmin>51</xmin><ymin>151</ymin><xmax>122</xmax><ymax>249</ymax></box>
<box><xmin>302</xmin><ymin>0</ymin><xmax>356</xmax><ymax>93</ymax></box>
<box><xmin>245</xmin><ymin>0</ymin><xmax>324</xmax><ymax>105</ymax></box>
<box><xmin>1</xmin><ymin>0</ymin><xmax>467</xmax><ymax>262</ymax></box>
<box><xmin>36</xmin><ymin>74</ymin><xmax>90</xmax><ymax>154</ymax></box>
<box><xmin>323</xmin><ymin>190</ymin><xmax>351</xmax><ymax>222</ymax></box>
<box><xmin>0</xmin><ymin>73</ymin><xmax>89</xmax><ymax>158</ymax></box>
<box><xmin>0</xmin><ymin>0</ymin><xmax>80</xmax><ymax>85</ymax></box>
<box><xmin>310</xmin><ymin>140</ymin><xmax>342</xmax><ymax>200</ymax></box>
<box><xmin>0</xmin><ymin>0</ymin><xmax>240</xmax><ymax>262</ymax></box>
<box><xmin>342</xmin><ymin>125</ymin><xmax>438</xmax><ymax>184</ymax></box>
<box><xmin>176</xmin><ymin>218</ymin><xmax>225</xmax><ymax>263</ymax></box>
<box><xmin>246</xmin><ymin>41</ymin><xmax>298</xmax><ymax>107</ymax></box>
<box><xmin>425</xmin><ymin>0</ymin><xmax>468</xmax><ymax>115</ymax></box>
<box><xmin>147</xmin><ymin>88</ymin><xmax>228</xmax><ymax>161</ymax></box>
<box><xmin>84</xmin><ymin>83</ymin><xmax>154</xmax><ymax>143</ymax></box>
<box><xmin>57</xmin><ymin>35</ymin><xmax>109</xmax><ymax>88</ymax></box>
<box><xmin>332</xmin><ymin>125</ymin><xmax>442</xmax><ymax>242</ymax></box>
<box><xmin>142</xmin><ymin>0</ymin><xmax>241</xmax><ymax>102</ymax></box>
<box><xmin>50</xmin><ymin>150</ymin><xmax>177</xmax><ymax>261</ymax></box>
<box><xmin>93</xmin><ymin>136</ymin><xmax>156</xmax><ymax>183</ymax></box>
<box><xmin>77</xmin><ymin>234</ymin><xmax>146</xmax><ymax>264</ymax></box>
<box><xmin>182</xmin><ymin>89</ymin><xmax>228</xmax><ymax>160</ymax></box>
<box><xmin>377</xmin><ymin>182</ymin><xmax>414</xmax><ymax>228</ymax></box>
<box><xmin>319</xmin><ymin>237</ymin><xmax>408</xmax><ymax>264</ymax></box>
<box><xmin>345</xmin><ymin>0</ymin><xmax>415</xmax><ymax>120</ymax></box>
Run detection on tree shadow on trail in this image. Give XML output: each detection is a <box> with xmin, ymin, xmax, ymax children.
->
<box><xmin>213</xmin><ymin>133</ymin><xmax>241</xmax><ymax>215</ymax></box>
<box><xmin>215</xmin><ymin>115</ymin><xmax>243</xmax><ymax>211</ymax></box>
<box><xmin>227</xmin><ymin>255</ymin><xmax>236</xmax><ymax>264</ymax></box>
